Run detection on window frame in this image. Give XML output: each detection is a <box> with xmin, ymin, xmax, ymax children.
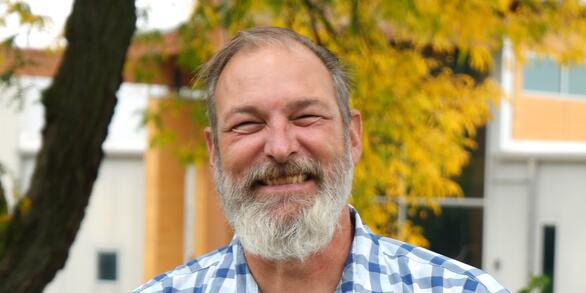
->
<box><xmin>521</xmin><ymin>55</ymin><xmax>586</xmax><ymax>99</ymax></box>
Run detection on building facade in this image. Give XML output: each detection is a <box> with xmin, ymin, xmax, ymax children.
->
<box><xmin>2</xmin><ymin>40</ymin><xmax>585</xmax><ymax>292</ymax></box>
<box><xmin>483</xmin><ymin>41</ymin><xmax>586</xmax><ymax>292</ymax></box>
<box><xmin>1</xmin><ymin>76</ymin><xmax>150</xmax><ymax>292</ymax></box>
<box><xmin>0</xmin><ymin>46</ymin><xmax>231</xmax><ymax>292</ymax></box>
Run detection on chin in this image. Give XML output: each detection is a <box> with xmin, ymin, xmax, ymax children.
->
<box><xmin>263</xmin><ymin>197</ymin><xmax>312</xmax><ymax>221</ymax></box>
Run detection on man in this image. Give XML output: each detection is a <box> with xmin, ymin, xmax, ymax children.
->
<box><xmin>134</xmin><ymin>27</ymin><xmax>508</xmax><ymax>293</ymax></box>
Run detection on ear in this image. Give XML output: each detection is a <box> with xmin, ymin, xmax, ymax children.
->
<box><xmin>204</xmin><ymin>127</ymin><xmax>216</xmax><ymax>167</ymax></box>
<box><xmin>349</xmin><ymin>109</ymin><xmax>362</xmax><ymax>164</ymax></box>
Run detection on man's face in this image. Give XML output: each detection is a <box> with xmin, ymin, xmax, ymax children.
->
<box><xmin>205</xmin><ymin>42</ymin><xmax>361</xmax><ymax>260</ymax></box>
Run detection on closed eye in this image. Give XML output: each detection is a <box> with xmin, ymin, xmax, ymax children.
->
<box><xmin>293</xmin><ymin>115</ymin><xmax>322</xmax><ymax>127</ymax></box>
<box><xmin>232</xmin><ymin>121</ymin><xmax>264</xmax><ymax>134</ymax></box>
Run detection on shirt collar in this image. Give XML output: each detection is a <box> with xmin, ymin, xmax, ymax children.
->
<box><xmin>338</xmin><ymin>206</ymin><xmax>387</xmax><ymax>290</ymax></box>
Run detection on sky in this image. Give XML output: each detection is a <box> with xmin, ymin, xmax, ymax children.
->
<box><xmin>1</xmin><ymin>0</ymin><xmax>195</xmax><ymax>48</ymax></box>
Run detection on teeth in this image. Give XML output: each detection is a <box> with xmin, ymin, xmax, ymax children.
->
<box><xmin>264</xmin><ymin>175</ymin><xmax>307</xmax><ymax>185</ymax></box>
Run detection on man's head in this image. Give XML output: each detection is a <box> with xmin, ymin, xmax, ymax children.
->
<box><xmin>201</xmin><ymin>27</ymin><xmax>353</xmax><ymax>145</ymax></box>
<box><xmin>200</xmin><ymin>27</ymin><xmax>362</xmax><ymax>261</ymax></box>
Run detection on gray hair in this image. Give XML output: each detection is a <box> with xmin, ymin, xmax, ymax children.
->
<box><xmin>198</xmin><ymin>26</ymin><xmax>352</xmax><ymax>144</ymax></box>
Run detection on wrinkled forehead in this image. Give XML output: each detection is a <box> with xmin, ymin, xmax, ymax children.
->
<box><xmin>210</xmin><ymin>39</ymin><xmax>323</xmax><ymax>102</ymax></box>
<box><xmin>227</xmin><ymin>39</ymin><xmax>323</xmax><ymax>75</ymax></box>
<box><xmin>213</xmin><ymin>40</ymin><xmax>338</xmax><ymax>121</ymax></box>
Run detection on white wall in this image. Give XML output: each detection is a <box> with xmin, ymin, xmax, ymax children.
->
<box><xmin>484</xmin><ymin>154</ymin><xmax>586</xmax><ymax>292</ymax></box>
<box><xmin>484</xmin><ymin>44</ymin><xmax>586</xmax><ymax>292</ymax></box>
<box><xmin>483</xmin><ymin>157</ymin><xmax>532</xmax><ymax>290</ymax></box>
<box><xmin>0</xmin><ymin>101</ymin><xmax>20</xmax><ymax>176</ymax></box>
<box><xmin>1</xmin><ymin>76</ymin><xmax>167</xmax><ymax>292</ymax></box>
<box><xmin>536</xmin><ymin>163</ymin><xmax>586</xmax><ymax>293</ymax></box>
<box><xmin>0</xmin><ymin>76</ymin><xmax>50</xmax><ymax>209</ymax></box>
<box><xmin>0</xmin><ymin>103</ymin><xmax>20</xmax><ymax>210</ymax></box>
<box><xmin>42</xmin><ymin>157</ymin><xmax>145</xmax><ymax>293</ymax></box>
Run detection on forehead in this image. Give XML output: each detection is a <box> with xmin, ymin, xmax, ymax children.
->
<box><xmin>214</xmin><ymin>42</ymin><xmax>337</xmax><ymax>116</ymax></box>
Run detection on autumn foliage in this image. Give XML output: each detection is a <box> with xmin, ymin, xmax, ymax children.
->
<box><xmin>126</xmin><ymin>0</ymin><xmax>586</xmax><ymax>245</ymax></box>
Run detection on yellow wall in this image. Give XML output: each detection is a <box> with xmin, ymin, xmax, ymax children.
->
<box><xmin>144</xmin><ymin>98</ymin><xmax>232</xmax><ymax>281</ymax></box>
<box><xmin>513</xmin><ymin>64</ymin><xmax>586</xmax><ymax>142</ymax></box>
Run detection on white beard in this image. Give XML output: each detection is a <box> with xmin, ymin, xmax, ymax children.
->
<box><xmin>214</xmin><ymin>146</ymin><xmax>354</xmax><ymax>261</ymax></box>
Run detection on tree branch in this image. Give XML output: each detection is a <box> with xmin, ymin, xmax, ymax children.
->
<box><xmin>300</xmin><ymin>0</ymin><xmax>340</xmax><ymax>45</ymax></box>
<box><xmin>303</xmin><ymin>2</ymin><xmax>323</xmax><ymax>45</ymax></box>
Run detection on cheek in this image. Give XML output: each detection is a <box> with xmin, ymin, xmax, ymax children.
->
<box><xmin>219</xmin><ymin>134</ymin><xmax>265</xmax><ymax>174</ymax></box>
<box><xmin>297</xmin><ymin>126</ymin><xmax>344</xmax><ymax>162</ymax></box>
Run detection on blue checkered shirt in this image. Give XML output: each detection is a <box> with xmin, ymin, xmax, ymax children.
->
<box><xmin>134</xmin><ymin>207</ymin><xmax>508</xmax><ymax>292</ymax></box>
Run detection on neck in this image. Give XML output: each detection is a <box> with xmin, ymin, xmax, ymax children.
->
<box><xmin>245</xmin><ymin>206</ymin><xmax>354</xmax><ymax>293</ymax></box>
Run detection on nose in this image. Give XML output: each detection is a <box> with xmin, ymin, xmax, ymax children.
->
<box><xmin>264</xmin><ymin>122</ymin><xmax>297</xmax><ymax>163</ymax></box>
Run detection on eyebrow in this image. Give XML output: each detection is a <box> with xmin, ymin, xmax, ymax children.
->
<box><xmin>224</xmin><ymin>105</ymin><xmax>263</xmax><ymax>120</ymax></box>
<box><xmin>284</xmin><ymin>98</ymin><xmax>329</xmax><ymax>113</ymax></box>
<box><xmin>223</xmin><ymin>97</ymin><xmax>330</xmax><ymax>120</ymax></box>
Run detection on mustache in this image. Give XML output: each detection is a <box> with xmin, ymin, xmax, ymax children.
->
<box><xmin>243</xmin><ymin>158</ymin><xmax>323</xmax><ymax>187</ymax></box>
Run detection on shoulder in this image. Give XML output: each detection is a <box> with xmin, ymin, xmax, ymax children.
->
<box><xmin>348</xmin><ymin>208</ymin><xmax>508</xmax><ymax>292</ymax></box>
<box><xmin>132</xmin><ymin>245</ymin><xmax>233</xmax><ymax>293</ymax></box>
<box><xmin>376</xmin><ymin>236</ymin><xmax>508</xmax><ymax>292</ymax></box>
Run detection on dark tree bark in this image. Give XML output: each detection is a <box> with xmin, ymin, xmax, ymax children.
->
<box><xmin>0</xmin><ymin>0</ymin><xmax>136</xmax><ymax>292</ymax></box>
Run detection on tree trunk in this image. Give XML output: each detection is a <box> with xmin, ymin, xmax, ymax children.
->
<box><xmin>0</xmin><ymin>0</ymin><xmax>136</xmax><ymax>291</ymax></box>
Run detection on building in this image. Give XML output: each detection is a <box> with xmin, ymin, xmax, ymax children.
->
<box><xmin>405</xmin><ymin>41</ymin><xmax>586</xmax><ymax>292</ymax></box>
<box><xmin>483</xmin><ymin>41</ymin><xmax>586</xmax><ymax>292</ymax></box>
<box><xmin>0</xmin><ymin>74</ymin><xmax>151</xmax><ymax>292</ymax></box>
<box><xmin>1</xmin><ymin>39</ymin><xmax>585</xmax><ymax>292</ymax></box>
<box><xmin>0</xmin><ymin>45</ymin><xmax>231</xmax><ymax>292</ymax></box>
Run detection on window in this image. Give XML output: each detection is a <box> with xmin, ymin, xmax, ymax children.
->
<box><xmin>411</xmin><ymin>206</ymin><xmax>484</xmax><ymax>268</ymax></box>
<box><xmin>523</xmin><ymin>57</ymin><xmax>561</xmax><ymax>93</ymax></box>
<box><xmin>406</xmin><ymin>127</ymin><xmax>486</xmax><ymax>268</ymax></box>
<box><xmin>542</xmin><ymin>226</ymin><xmax>556</xmax><ymax>293</ymax></box>
<box><xmin>523</xmin><ymin>56</ymin><xmax>586</xmax><ymax>97</ymax></box>
<box><xmin>97</xmin><ymin>251</ymin><xmax>117</xmax><ymax>281</ymax></box>
<box><xmin>568</xmin><ymin>65</ymin><xmax>586</xmax><ymax>95</ymax></box>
